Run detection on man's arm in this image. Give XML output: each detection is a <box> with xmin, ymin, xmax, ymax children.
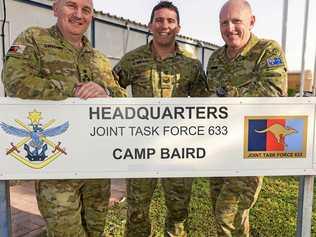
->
<box><xmin>189</xmin><ymin>60</ymin><xmax>211</xmax><ymax>97</ymax></box>
<box><xmin>2</xmin><ymin>28</ymin><xmax>75</xmax><ymax>100</ymax></box>
<box><xmin>112</xmin><ymin>57</ymin><xmax>132</xmax><ymax>90</ymax></box>
<box><xmin>206</xmin><ymin>55</ymin><xmax>222</xmax><ymax>97</ymax></box>
<box><xmin>252</xmin><ymin>40</ymin><xmax>288</xmax><ymax>97</ymax></box>
<box><xmin>206</xmin><ymin>43</ymin><xmax>287</xmax><ymax>97</ymax></box>
<box><xmin>89</xmin><ymin>51</ymin><xmax>127</xmax><ymax>98</ymax></box>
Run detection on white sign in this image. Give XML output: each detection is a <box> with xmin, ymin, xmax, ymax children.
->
<box><xmin>0</xmin><ymin>97</ymin><xmax>315</xmax><ymax>179</ymax></box>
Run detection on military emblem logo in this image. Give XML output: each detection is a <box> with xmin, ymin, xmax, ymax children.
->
<box><xmin>244</xmin><ymin>116</ymin><xmax>307</xmax><ymax>159</ymax></box>
<box><xmin>0</xmin><ymin>110</ymin><xmax>69</xmax><ymax>169</ymax></box>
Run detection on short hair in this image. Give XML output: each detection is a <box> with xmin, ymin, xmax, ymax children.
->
<box><xmin>149</xmin><ymin>1</ymin><xmax>180</xmax><ymax>24</ymax></box>
<box><xmin>221</xmin><ymin>0</ymin><xmax>253</xmax><ymax>17</ymax></box>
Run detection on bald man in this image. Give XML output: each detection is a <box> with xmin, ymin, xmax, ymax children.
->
<box><xmin>2</xmin><ymin>0</ymin><xmax>126</xmax><ymax>236</ymax></box>
<box><xmin>207</xmin><ymin>0</ymin><xmax>287</xmax><ymax>236</ymax></box>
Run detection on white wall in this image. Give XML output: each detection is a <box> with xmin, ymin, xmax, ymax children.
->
<box><xmin>94</xmin><ymin>21</ymin><xmax>148</xmax><ymax>66</ymax></box>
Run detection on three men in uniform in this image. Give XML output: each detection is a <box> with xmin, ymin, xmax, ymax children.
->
<box><xmin>1</xmin><ymin>0</ymin><xmax>288</xmax><ymax>236</ymax></box>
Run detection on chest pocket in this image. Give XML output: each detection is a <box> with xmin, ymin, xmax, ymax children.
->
<box><xmin>160</xmin><ymin>72</ymin><xmax>175</xmax><ymax>97</ymax></box>
<box><xmin>38</xmin><ymin>43</ymin><xmax>77</xmax><ymax>78</ymax></box>
<box><xmin>78</xmin><ymin>64</ymin><xmax>93</xmax><ymax>82</ymax></box>
<box><xmin>131</xmin><ymin>69</ymin><xmax>153</xmax><ymax>97</ymax></box>
<box><xmin>208</xmin><ymin>65</ymin><xmax>227</xmax><ymax>90</ymax></box>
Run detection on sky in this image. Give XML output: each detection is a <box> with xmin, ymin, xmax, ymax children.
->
<box><xmin>93</xmin><ymin>0</ymin><xmax>315</xmax><ymax>72</ymax></box>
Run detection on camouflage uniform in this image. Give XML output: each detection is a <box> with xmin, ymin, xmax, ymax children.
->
<box><xmin>207</xmin><ymin>34</ymin><xmax>287</xmax><ymax>237</ymax></box>
<box><xmin>2</xmin><ymin>25</ymin><xmax>126</xmax><ymax>237</ymax></box>
<box><xmin>113</xmin><ymin>42</ymin><xmax>209</xmax><ymax>237</ymax></box>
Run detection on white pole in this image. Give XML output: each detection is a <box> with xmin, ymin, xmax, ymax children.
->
<box><xmin>281</xmin><ymin>0</ymin><xmax>289</xmax><ymax>52</ymax></box>
<box><xmin>296</xmin><ymin>1</ymin><xmax>313</xmax><ymax>237</ymax></box>
<box><xmin>299</xmin><ymin>0</ymin><xmax>310</xmax><ymax>96</ymax></box>
<box><xmin>296</xmin><ymin>176</ymin><xmax>314</xmax><ymax>237</ymax></box>
<box><xmin>313</xmin><ymin>48</ymin><xmax>316</xmax><ymax>96</ymax></box>
<box><xmin>0</xmin><ymin>181</ymin><xmax>11</xmax><ymax>237</ymax></box>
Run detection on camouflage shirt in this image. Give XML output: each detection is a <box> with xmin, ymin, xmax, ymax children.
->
<box><xmin>207</xmin><ymin>34</ymin><xmax>287</xmax><ymax>97</ymax></box>
<box><xmin>2</xmin><ymin>25</ymin><xmax>126</xmax><ymax>100</ymax></box>
<box><xmin>113</xmin><ymin>42</ymin><xmax>209</xmax><ymax>97</ymax></box>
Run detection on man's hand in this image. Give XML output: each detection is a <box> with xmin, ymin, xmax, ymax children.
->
<box><xmin>74</xmin><ymin>82</ymin><xmax>110</xmax><ymax>99</ymax></box>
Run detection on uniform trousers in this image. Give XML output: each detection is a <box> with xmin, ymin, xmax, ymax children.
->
<box><xmin>209</xmin><ymin>176</ymin><xmax>263</xmax><ymax>237</ymax></box>
<box><xmin>125</xmin><ymin>178</ymin><xmax>193</xmax><ymax>237</ymax></box>
<box><xmin>35</xmin><ymin>179</ymin><xmax>110</xmax><ymax>237</ymax></box>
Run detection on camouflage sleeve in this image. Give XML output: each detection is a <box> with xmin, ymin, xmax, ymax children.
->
<box><xmin>93</xmin><ymin>51</ymin><xmax>127</xmax><ymax>98</ymax></box>
<box><xmin>254</xmin><ymin>41</ymin><xmax>288</xmax><ymax>97</ymax></box>
<box><xmin>206</xmin><ymin>54</ymin><xmax>221</xmax><ymax>96</ymax></box>
<box><xmin>2</xmin><ymin>28</ymin><xmax>74</xmax><ymax>100</ymax></box>
<box><xmin>112</xmin><ymin>57</ymin><xmax>132</xmax><ymax>89</ymax></box>
<box><xmin>188</xmin><ymin>60</ymin><xmax>211</xmax><ymax>97</ymax></box>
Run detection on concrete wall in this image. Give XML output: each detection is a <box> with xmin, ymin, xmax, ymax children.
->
<box><xmin>0</xmin><ymin>0</ymin><xmax>218</xmax><ymax>96</ymax></box>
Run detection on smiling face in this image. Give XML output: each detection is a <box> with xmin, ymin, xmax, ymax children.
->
<box><xmin>53</xmin><ymin>0</ymin><xmax>93</xmax><ymax>40</ymax></box>
<box><xmin>149</xmin><ymin>8</ymin><xmax>180</xmax><ymax>48</ymax></box>
<box><xmin>219</xmin><ymin>0</ymin><xmax>255</xmax><ymax>52</ymax></box>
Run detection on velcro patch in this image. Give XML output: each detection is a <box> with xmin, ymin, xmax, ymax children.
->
<box><xmin>43</xmin><ymin>44</ymin><xmax>63</xmax><ymax>50</ymax></box>
<box><xmin>267</xmin><ymin>57</ymin><xmax>283</xmax><ymax>67</ymax></box>
<box><xmin>8</xmin><ymin>45</ymin><xmax>26</xmax><ymax>54</ymax></box>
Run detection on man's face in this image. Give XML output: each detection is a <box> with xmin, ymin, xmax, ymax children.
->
<box><xmin>53</xmin><ymin>0</ymin><xmax>93</xmax><ymax>38</ymax></box>
<box><xmin>149</xmin><ymin>8</ymin><xmax>180</xmax><ymax>48</ymax></box>
<box><xmin>219</xmin><ymin>3</ymin><xmax>254</xmax><ymax>50</ymax></box>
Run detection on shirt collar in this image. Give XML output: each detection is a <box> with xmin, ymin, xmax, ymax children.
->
<box><xmin>221</xmin><ymin>33</ymin><xmax>259</xmax><ymax>61</ymax></box>
<box><xmin>49</xmin><ymin>25</ymin><xmax>93</xmax><ymax>52</ymax></box>
<box><xmin>240</xmin><ymin>33</ymin><xmax>259</xmax><ymax>57</ymax></box>
<box><xmin>147</xmin><ymin>40</ymin><xmax>184</xmax><ymax>60</ymax></box>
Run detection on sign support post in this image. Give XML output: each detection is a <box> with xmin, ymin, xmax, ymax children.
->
<box><xmin>0</xmin><ymin>181</ymin><xmax>11</xmax><ymax>237</ymax></box>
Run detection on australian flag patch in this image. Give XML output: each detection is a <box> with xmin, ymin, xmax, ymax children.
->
<box><xmin>267</xmin><ymin>57</ymin><xmax>283</xmax><ymax>67</ymax></box>
<box><xmin>8</xmin><ymin>45</ymin><xmax>26</xmax><ymax>55</ymax></box>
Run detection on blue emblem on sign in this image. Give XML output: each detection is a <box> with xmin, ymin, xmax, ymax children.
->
<box><xmin>267</xmin><ymin>57</ymin><xmax>283</xmax><ymax>67</ymax></box>
<box><xmin>0</xmin><ymin>110</ymin><xmax>69</xmax><ymax>169</ymax></box>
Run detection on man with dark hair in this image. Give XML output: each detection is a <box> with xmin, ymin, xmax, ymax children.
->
<box><xmin>2</xmin><ymin>0</ymin><xmax>126</xmax><ymax>236</ymax></box>
<box><xmin>113</xmin><ymin>1</ymin><xmax>209</xmax><ymax>236</ymax></box>
<box><xmin>207</xmin><ymin>0</ymin><xmax>287</xmax><ymax>236</ymax></box>
<box><xmin>149</xmin><ymin>1</ymin><xmax>180</xmax><ymax>24</ymax></box>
